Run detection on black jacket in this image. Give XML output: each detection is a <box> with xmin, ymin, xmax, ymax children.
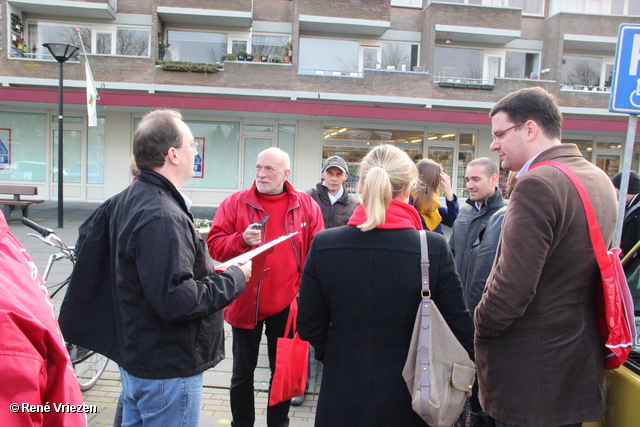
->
<box><xmin>466</xmin><ymin>205</ymin><xmax>507</xmax><ymax>314</ymax></box>
<box><xmin>58</xmin><ymin>170</ymin><xmax>246</xmax><ymax>379</ymax></box>
<box><xmin>621</xmin><ymin>194</ymin><xmax>640</xmax><ymax>256</ymax></box>
<box><xmin>298</xmin><ymin>226</ymin><xmax>472</xmax><ymax>427</ymax></box>
<box><xmin>449</xmin><ymin>189</ymin><xmax>505</xmax><ymax>288</ymax></box>
<box><xmin>306</xmin><ymin>183</ymin><xmax>360</xmax><ymax>228</ymax></box>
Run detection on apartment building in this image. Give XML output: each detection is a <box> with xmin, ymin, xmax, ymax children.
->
<box><xmin>1</xmin><ymin>0</ymin><xmax>639</xmax><ymax>205</ymax></box>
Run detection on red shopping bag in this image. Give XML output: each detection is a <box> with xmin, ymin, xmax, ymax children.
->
<box><xmin>269</xmin><ymin>299</ymin><xmax>310</xmax><ymax>406</ymax></box>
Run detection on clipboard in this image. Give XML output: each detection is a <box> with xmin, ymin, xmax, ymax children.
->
<box><xmin>214</xmin><ymin>231</ymin><xmax>300</xmax><ymax>273</ymax></box>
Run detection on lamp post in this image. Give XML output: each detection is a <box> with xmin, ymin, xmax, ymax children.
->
<box><xmin>43</xmin><ymin>43</ymin><xmax>78</xmax><ymax>228</ymax></box>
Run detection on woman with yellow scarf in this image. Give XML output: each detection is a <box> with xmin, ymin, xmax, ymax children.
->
<box><xmin>410</xmin><ymin>159</ymin><xmax>459</xmax><ymax>233</ymax></box>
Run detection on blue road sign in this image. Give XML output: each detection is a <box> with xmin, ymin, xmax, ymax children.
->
<box><xmin>610</xmin><ymin>24</ymin><xmax>640</xmax><ymax>114</ymax></box>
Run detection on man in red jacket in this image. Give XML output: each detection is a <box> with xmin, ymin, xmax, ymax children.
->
<box><xmin>208</xmin><ymin>147</ymin><xmax>324</xmax><ymax>427</ymax></box>
<box><xmin>0</xmin><ymin>213</ymin><xmax>85</xmax><ymax>427</ymax></box>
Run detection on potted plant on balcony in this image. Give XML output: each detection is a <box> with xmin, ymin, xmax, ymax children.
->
<box><xmin>260</xmin><ymin>53</ymin><xmax>269</xmax><ymax>62</ymax></box>
<box><xmin>236</xmin><ymin>50</ymin><xmax>248</xmax><ymax>61</ymax></box>
<box><xmin>246</xmin><ymin>53</ymin><xmax>254</xmax><ymax>61</ymax></box>
<box><xmin>221</xmin><ymin>53</ymin><xmax>237</xmax><ymax>62</ymax></box>
<box><xmin>252</xmin><ymin>53</ymin><xmax>263</xmax><ymax>62</ymax></box>
<box><xmin>268</xmin><ymin>55</ymin><xmax>283</xmax><ymax>63</ymax></box>
<box><xmin>281</xmin><ymin>42</ymin><xmax>292</xmax><ymax>63</ymax></box>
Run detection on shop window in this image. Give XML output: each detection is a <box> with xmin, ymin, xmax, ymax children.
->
<box><xmin>563</xmin><ymin>139</ymin><xmax>593</xmax><ymax>162</ymax></box>
<box><xmin>0</xmin><ymin>113</ymin><xmax>47</xmax><ymax>182</ymax></box>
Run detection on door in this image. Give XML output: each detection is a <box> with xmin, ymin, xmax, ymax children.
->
<box><xmin>484</xmin><ymin>50</ymin><xmax>505</xmax><ymax>83</ymax></box>
<box><xmin>243</xmin><ymin>137</ymin><xmax>273</xmax><ymax>189</ymax></box>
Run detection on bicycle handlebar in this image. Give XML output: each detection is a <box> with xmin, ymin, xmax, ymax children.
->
<box><xmin>21</xmin><ymin>218</ymin><xmax>54</xmax><ymax>238</ymax></box>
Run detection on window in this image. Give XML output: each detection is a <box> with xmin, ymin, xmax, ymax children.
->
<box><xmin>87</xmin><ymin>117</ymin><xmax>105</xmax><ymax>184</ymax></box>
<box><xmin>166</xmin><ymin>30</ymin><xmax>227</xmax><ymax>63</ymax></box>
<box><xmin>505</xmin><ymin>51</ymin><xmax>540</xmax><ymax>79</ymax></box>
<box><xmin>434</xmin><ymin>46</ymin><xmax>484</xmax><ymax>81</ymax></box>
<box><xmin>251</xmin><ymin>35</ymin><xmax>290</xmax><ymax>57</ymax></box>
<box><xmin>430</xmin><ymin>0</ymin><xmax>543</xmax><ymax>15</ymax></box>
<box><xmin>299</xmin><ymin>38</ymin><xmax>360</xmax><ymax>74</ymax></box>
<box><xmin>561</xmin><ymin>55</ymin><xmax>606</xmax><ymax>89</ymax></box>
<box><xmin>381</xmin><ymin>43</ymin><xmax>417</xmax><ymax>71</ymax></box>
<box><xmin>25</xmin><ymin>21</ymin><xmax>150</xmax><ymax>59</ymax></box>
<box><xmin>0</xmin><ymin>113</ymin><xmax>47</xmax><ymax>182</ymax></box>
<box><xmin>392</xmin><ymin>0</ymin><xmax>423</xmax><ymax>7</ymax></box>
<box><xmin>116</xmin><ymin>28</ymin><xmax>150</xmax><ymax>57</ymax></box>
<box><xmin>550</xmin><ymin>0</ymin><xmax>640</xmax><ymax>16</ymax></box>
<box><xmin>323</xmin><ymin>127</ymin><xmax>424</xmax><ymax>192</ymax></box>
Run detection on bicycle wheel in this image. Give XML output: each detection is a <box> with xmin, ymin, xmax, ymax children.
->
<box><xmin>68</xmin><ymin>345</ymin><xmax>109</xmax><ymax>391</ymax></box>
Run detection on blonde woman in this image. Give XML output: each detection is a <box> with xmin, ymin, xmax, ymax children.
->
<box><xmin>410</xmin><ymin>158</ymin><xmax>459</xmax><ymax>233</ymax></box>
<box><xmin>298</xmin><ymin>144</ymin><xmax>472</xmax><ymax>427</ymax></box>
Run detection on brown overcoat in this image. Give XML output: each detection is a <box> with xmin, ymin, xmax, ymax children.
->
<box><xmin>474</xmin><ymin>144</ymin><xmax>617</xmax><ymax>427</ymax></box>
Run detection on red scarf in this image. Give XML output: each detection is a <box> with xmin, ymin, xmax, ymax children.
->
<box><xmin>348</xmin><ymin>199</ymin><xmax>423</xmax><ymax>230</ymax></box>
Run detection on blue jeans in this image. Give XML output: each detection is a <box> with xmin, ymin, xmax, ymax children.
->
<box><xmin>118</xmin><ymin>367</ymin><xmax>202</xmax><ymax>427</ymax></box>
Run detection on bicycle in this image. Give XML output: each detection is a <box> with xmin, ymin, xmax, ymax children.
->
<box><xmin>21</xmin><ymin>217</ymin><xmax>109</xmax><ymax>391</ymax></box>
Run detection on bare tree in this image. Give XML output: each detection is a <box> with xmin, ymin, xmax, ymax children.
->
<box><xmin>505</xmin><ymin>56</ymin><xmax>523</xmax><ymax>78</ymax></box>
<box><xmin>117</xmin><ymin>29</ymin><xmax>149</xmax><ymax>56</ymax></box>
<box><xmin>381</xmin><ymin>43</ymin><xmax>410</xmax><ymax>68</ymax></box>
<box><xmin>567</xmin><ymin>59</ymin><xmax>600</xmax><ymax>86</ymax></box>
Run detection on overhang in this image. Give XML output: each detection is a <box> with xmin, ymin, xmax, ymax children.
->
<box><xmin>8</xmin><ymin>0</ymin><xmax>115</xmax><ymax>19</ymax></box>
<box><xmin>299</xmin><ymin>14</ymin><xmax>390</xmax><ymax>36</ymax></box>
<box><xmin>563</xmin><ymin>34</ymin><xmax>618</xmax><ymax>53</ymax></box>
<box><xmin>157</xmin><ymin>7</ymin><xmax>252</xmax><ymax>27</ymax></box>
<box><xmin>435</xmin><ymin>24</ymin><xmax>521</xmax><ymax>46</ymax></box>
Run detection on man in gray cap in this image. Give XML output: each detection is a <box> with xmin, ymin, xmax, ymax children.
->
<box><xmin>306</xmin><ymin>155</ymin><xmax>360</xmax><ymax>229</ymax></box>
<box><xmin>612</xmin><ymin>170</ymin><xmax>640</xmax><ymax>256</ymax></box>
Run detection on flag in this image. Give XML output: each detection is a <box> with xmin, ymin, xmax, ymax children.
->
<box><xmin>76</xmin><ymin>28</ymin><xmax>98</xmax><ymax>127</ymax></box>
<box><xmin>85</xmin><ymin>61</ymin><xmax>98</xmax><ymax>127</ymax></box>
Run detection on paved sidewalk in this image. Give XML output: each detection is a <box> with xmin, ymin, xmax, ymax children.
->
<box><xmin>6</xmin><ymin>201</ymin><xmax>320</xmax><ymax>427</ymax></box>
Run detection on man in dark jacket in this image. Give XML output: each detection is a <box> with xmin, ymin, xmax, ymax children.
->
<box><xmin>306</xmin><ymin>155</ymin><xmax>360</xmax><ymax>229</ymax></box>
<box><xmin>612</xmin><ymin>171</ymin><xmax>640</xmax><ymax>256</ymax></box>
<box><xmin>59</xmin><ymin>109</ymin><xmax>251</xmax><ymax>426</ymax></box>
<box><xmin>449</xmin><ymin>157</ymin><xmax>505</xmax><ymax>289</ymax></box>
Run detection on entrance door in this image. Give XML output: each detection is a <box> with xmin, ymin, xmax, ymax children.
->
<box><xmin>52</xmin><ymin>128</ymin><xmax>84</xmax><ymax>200</ymax></box>
<box><xmin>243</xmin><ymin>137</ymin><xmax>273</xmax><ymax>189</ymax></box>
<box><xmin>596</xmin><ymin>154</ymin><xmax>620</xmax><ymax>179</ymax></box>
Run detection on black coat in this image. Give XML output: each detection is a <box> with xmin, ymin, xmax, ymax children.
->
<box><xmin>298</xmin><ymin>226</ymin><xmax>472</xmax><ymax>427</ymax></box>
<box><xmin>58</xmin><ymin>170</ymin><xmax>246</xmax><ymax>379</ymax></box>
<box><xmin>621</xmin><ymin>194</ymin><xmax>640</xmax><ymax>256</ymax></box>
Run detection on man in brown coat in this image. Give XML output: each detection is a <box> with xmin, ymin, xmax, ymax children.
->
<box><xmin>474</xmin><ymin>87</ymin><xmax>617</xmax><ymax>427</ymax></box>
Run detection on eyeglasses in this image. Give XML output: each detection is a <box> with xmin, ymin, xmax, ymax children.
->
<box><xmin>176</xmin><ymin>142</ymin><xmax>198</xmax><ymax>153</ymax></box>
<box><xmin>491</xmin><ymin>121</ymin><xmax>525</xmax><ymax>142</ymax></box>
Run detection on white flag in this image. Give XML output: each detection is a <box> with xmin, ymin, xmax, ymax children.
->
<box><xmin>85</xmin><ymin>61</ymin><xmax>98</xmax><ymax>127</ymax></box>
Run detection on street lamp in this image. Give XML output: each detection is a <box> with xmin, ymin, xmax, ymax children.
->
<box><xmin>43</xmin><ymin>43</ymin><xmax>78</xmax><ymax>228</ymax></box>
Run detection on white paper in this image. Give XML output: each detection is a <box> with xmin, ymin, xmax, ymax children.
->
<box><xmin>215</xmin><ymin>231</ymin><xmax>300</xmax><ymax>271</ymax></box>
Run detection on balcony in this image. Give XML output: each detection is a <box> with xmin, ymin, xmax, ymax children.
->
<box><xmin>8</xmin><ymin>0</ymin><xmax>116</xmax><ymax>19</ymax></box>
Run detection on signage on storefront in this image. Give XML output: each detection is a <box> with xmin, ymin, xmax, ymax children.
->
<box><xmin>609</xmin><ymin>24</ymin><xmax>640</xmax><ymax>114</ymax></box>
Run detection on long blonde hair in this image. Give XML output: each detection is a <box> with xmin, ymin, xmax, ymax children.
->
<box><xmin>413</xmin><ymin>158</ymin><xmax>442</xmax><ymax>213</ymax></box>
<box><xmin>358</xmin><ymin>144</ymin><xmax>418</xmax><ymax>231</ymax></box>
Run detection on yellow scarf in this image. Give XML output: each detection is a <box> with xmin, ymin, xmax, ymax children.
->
<box><xmin>411</xmin><ymin>190</ymin><xmax>442</xmax><ymax>231</ymax></box>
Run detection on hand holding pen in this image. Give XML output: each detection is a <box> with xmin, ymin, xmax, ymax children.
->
<box><xmin>243</xmin><ymin>215</ymin><xmax>269</xmax><ymax>247</ymax></box>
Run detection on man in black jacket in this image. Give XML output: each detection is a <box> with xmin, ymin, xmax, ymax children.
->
<box><xmin>59</xmin><ymin>109</ymin><xmax>251</xmax><ymax>426</ymax></box>
<box><xmin>449</xmin><ymin>157</ymin><xmax>505</xmax><ymax>290</ymax></box>
<box><xmin>612</xmin><ymin>170</ymin><xmax>640</xmax><ymax>256</ymax></box>
<box><xmin>306</xmin><ymin>155</ymin><xmax>360</xmax><ymax>229</ymax></box>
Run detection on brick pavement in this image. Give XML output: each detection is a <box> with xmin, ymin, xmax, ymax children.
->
<box><xmin>7</xmin><ymin>201</ymin><xmax>320</xmax><ymax>427</ymax></box>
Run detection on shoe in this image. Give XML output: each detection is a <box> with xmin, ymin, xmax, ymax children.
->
<box><xmin>291</xmin><ymin>394</ymin><xmax>305</xmax><ymax>406</ymax></box>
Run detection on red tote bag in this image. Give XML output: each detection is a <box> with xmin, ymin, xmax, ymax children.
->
<box><xmin>532</xmin><ymin>161</ymin><xmax>636</xmax><ymax>369</ymax></box>
<box><xmin>269</xmin><ymin>299</ymin><xmax>310</xmax><ymax>406</ymax></box>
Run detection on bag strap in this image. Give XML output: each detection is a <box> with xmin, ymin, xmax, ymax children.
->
<box><xmin>284</xmin><ymin>298</ymin><xmax>298</xmax><ymax>338</ymax></box>
<box><xmin>418</xmin><ymin>230</ymin><xmax>431</xmax><ymax>411</ymax></box>
<box><xmin>531</xmin><ymin>161</ymin><xmax>611</xmax><ymax>270</ymax></box>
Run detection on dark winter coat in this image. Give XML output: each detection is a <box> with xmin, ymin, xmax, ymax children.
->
<box><xmin>474</xmin><ymin>144</ymin><xmax>616</xmax><ymax>426</ymax></box>
<box><xmin>306</xmin><ymin>183</ymin><xmax>360</xmax><ymax>228</ymax></box>
<box><xmin>465</xmin><ymin>206</ymin><xmax>506</xmax><ymax>313</ymax></box>
<box><xmin>620</xmin><ymin>194</ymin><xmax>640</xmax><ymax>256</ymax></box>
<box><xmin>449</xmin><ymin>189</ymin><xmax>505</xmax><ymax>289</ymax></box>
<box><xmin>58</xmin><ymin>170</ymin><xmax>246</xmax><ymax>379</ymax></box>
<box><xmin>298</xmin><ymin>226</ymin><xmax>472</xmax><ymax>427</ymax></box>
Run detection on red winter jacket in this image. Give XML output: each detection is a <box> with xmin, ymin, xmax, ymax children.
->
<box><xmin>0</xmin><ymin>215</ymin><xmax>86</xmax><ymax>427</ymax></box>
<box><xmin>207</xmin><ymin>182</ymin><xmax>324</xmax><ymax>329</ymax></box>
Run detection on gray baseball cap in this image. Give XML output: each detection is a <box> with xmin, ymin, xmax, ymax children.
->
<box><xmin>322</xmin><ymin>156</ymin><xmax>348</xmax><ymax>174</ymax></box>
